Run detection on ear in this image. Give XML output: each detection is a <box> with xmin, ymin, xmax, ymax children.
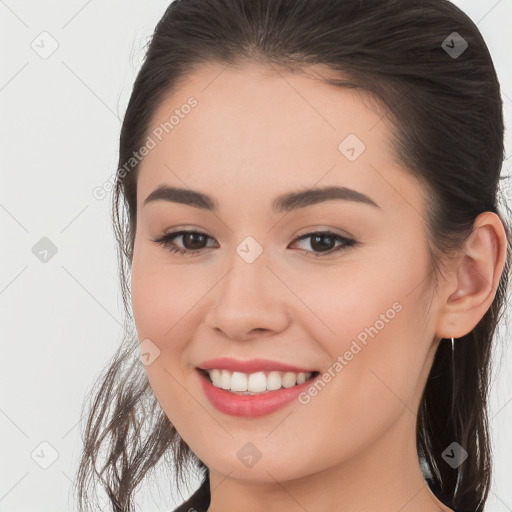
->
<box><xmin>436</xmin><ymin>212</ymin><xmax>508</xmax><ymax>339</ymax></box>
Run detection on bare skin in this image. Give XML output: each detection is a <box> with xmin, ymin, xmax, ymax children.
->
<box><xmin>130</xmin><ymin>61</ymin><xmax>507</xmax><ymax>512</ymax></box>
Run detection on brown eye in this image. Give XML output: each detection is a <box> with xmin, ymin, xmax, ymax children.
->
<box><xmin>291</xmin><ymin>231</ymin><xmax>356</xmax><ymax>257</ymax></box>
<box><xmin>181</xmin><ymin>232</ymin><xmax>208</xmax><ymax>250</ymax></box>
<box><xmin>152</xmin><ymin>230</ymin><xmax>216</xmax><ymax>256</ymax></box>
<box><xmin>153</xmin><ymin>229</ymin><xmax>356</xmax><ymax>258</ymax></box>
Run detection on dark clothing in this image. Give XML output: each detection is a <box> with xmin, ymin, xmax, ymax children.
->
<box><xmin>171</xmin><ymin>471</ymin><xmax>210</xmax><ymax>512</ymax></box>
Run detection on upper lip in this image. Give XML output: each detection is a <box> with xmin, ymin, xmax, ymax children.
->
<box><xmin>197</xmin><ymin>357</ymin><xmax>317</xmax><ymax>374</ymax></box>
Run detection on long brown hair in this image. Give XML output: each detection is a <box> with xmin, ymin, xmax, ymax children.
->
<box><xmin>75</xmin><ymin>1</ymin><xmax>512</xmax><ymax>510</ymax></box>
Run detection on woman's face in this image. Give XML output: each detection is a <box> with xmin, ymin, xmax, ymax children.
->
<box><xmin>131</xmin><ymin>61</ymin><xmax>444</xmax><ymax>481</ymax></box>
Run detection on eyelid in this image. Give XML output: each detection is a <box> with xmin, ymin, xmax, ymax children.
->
<box><xmin>293</xmin><ymin>225</ymin><xmax>355</xmax><ymax>240</ymax></box>
<box><xmin>156</xmin><ymin>223</ymin><xmax>352</xmax><ymax>241</ymax></box>
<box><xmin>153</xmin><ymin>227</ymin><xmax>357</xmax><ymax>259</ymax></box>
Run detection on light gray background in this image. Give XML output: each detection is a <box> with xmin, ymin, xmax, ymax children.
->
<box><xmin>0</xmin><ymin>1</ymin><xmax>511</xmax><ymax>510</ymax></box>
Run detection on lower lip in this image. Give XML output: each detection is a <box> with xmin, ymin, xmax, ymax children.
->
<box><xmin>197</xmin><ymin>369</ymin><xmax>320</xmax><ymax>417</ymax></box>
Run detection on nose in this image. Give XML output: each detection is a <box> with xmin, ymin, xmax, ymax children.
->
<box><xmin>203</xmin><ymin>251</ymin><xmax>290</xmax><ymax>342</ymax></box>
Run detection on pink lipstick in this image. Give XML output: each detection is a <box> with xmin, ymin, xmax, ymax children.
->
<box><xmin>195</xmin><ymin>358</ymin><xmax>320</xmax><ymax>417</ymax></box>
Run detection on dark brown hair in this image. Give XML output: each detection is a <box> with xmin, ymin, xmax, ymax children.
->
<box><xmin>75</xmin><ymin>1</ymin><xmax>512</xmax><ymax>510</ymax></box>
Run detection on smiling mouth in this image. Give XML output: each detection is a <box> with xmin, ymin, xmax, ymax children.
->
<box><xmin>197</xmin><ymin>368</ymin><xmax>320</xmax><ymax>395</ymax></box>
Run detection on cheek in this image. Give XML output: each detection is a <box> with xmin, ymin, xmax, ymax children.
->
<box><xmin>282</xmin><ymin>285</ymin><xmax>429</xmax><ymax>471</ymax></box>
<box><xmin>294</xmin><ymin>245</ymin><xmax>431</xmax><ymax>407</ymax></box>
<box><xmin>130</xmin><ymin>247</ymin><xmax>195</xmax><ymax>343</ymax></box>
<box><xmin>130</xmin><ymin>255</ymin><xmax>202</xmax><ymax>423</ymax></box>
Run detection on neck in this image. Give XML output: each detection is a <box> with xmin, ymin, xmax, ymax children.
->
<box><xmin>206</xmin><ymin>408</ymin><xmax>451</xmax><ymax>512</ymax></box>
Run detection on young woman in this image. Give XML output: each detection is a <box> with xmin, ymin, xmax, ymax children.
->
<box><xmin>75</xmin><ymin>1</ymin><xmax>511</xmax><ymax>511</ymax></box>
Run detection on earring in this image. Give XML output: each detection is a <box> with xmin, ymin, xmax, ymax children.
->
<box><xmin>451</xmin><ymin>336</ymin><xmax>455</xmax><ymax>376</ymax></box>
<box><xmin>451</xmin><ymin>337</ymin><xmax>456</xmax><ymax>409</ymax></box>
<box><xmin>450</xmin><ymin>336</ymin><xmax>462</xmax><ymax>493</ymax></box>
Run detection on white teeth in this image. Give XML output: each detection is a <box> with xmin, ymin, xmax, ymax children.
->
<box><xmin>282</xmin><ymin>372</ymin><xmax>297</xmax><ymax>388</ymax></box>
<box><xmin>205</xmin><ymin>369</ymin><xmax>313</xmax><ymax>393</ymax></box>
<box><xmin>231</xmin><ymin>371</ymin><xmax>248</xmax><ymax>391</ymax></box>
<box><xmin>220</xmin><ymin>370</ymin><xmax>231</xmax><ymax>390</ymax></box>
<box><xmin>296</xmin><ymin>372</ymin><xmax>307</xmax><ymax>385</ymax></box>
<box><xmin>209</xmin><ymin>369</ymin><xmax>223</xmax><ymax>388</ymax></box>
<box><xmin>267</xmin><ymin>371</ymin><xmax>282</xmax><ymax>391</ymax></box>
<box><xmin>248</xmin><ymin>371</ymin><xmax>267</xmax><ymax>392</ymax></box>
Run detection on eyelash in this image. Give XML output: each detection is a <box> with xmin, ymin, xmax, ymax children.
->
<box><xmin>152</xmin><ymin>229</ymin><xmax>357</xmax><ymax>258</ymax></box>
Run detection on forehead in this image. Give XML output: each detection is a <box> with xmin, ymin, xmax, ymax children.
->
<box><xmin>146</xmin><ymin>60</ymin><xmax>392</xmax><ymax>153</ymax></box>
<box><xmin>137</xmin><ymin>61</ymin><xmax>424</xmax><ymax>216</ymax></box>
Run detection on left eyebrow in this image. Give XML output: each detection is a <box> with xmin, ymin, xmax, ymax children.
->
<box><xmin>142</xmin><ymin>184</ymin><xmax>380</xmax><ymax>212</ymax></box>
<box><xmin>272</xmin><ymin>185</ymin><xmax>380</xmax><ymax>213</ymax></box>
